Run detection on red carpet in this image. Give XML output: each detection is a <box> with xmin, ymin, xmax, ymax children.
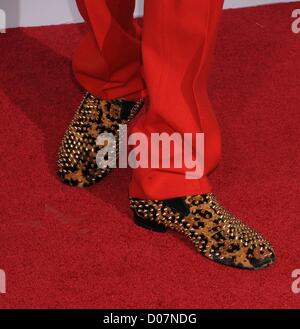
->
<box><xmin>0</xmin><ymin>3</ymin><xmax>300</xmax><ymax>308</ymax></box>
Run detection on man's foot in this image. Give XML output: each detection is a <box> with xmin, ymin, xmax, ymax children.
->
<box><xmin>130</xmin><ymin>193</ymin><xmax>275</xmax><ymax>270</ymax></box>
<box><xmin>57</xmin><ymin>93</ymin><xmax>144</xmax><ymax>187</ymax></box>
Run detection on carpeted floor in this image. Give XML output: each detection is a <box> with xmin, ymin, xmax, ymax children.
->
<box><xmin>0</xmin><ymin>3</ymin><xmax>300</xmax><ymax>308</ymax></box>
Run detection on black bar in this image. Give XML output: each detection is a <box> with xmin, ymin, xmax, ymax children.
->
<box><xmin>0</xmin><ymin>309</ymin><xmax>299</xmax><ymax>327</ymax></box>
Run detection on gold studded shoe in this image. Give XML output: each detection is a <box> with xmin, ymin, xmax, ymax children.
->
<box><xmin>130</xmin><ymin>194</ymin><xmax>275</xmax><ymax>270</ymax></box>
<box><xmin>58</xmin><ymin>93</ymin><xmax>144</xmax><ymax>187</ymax></box>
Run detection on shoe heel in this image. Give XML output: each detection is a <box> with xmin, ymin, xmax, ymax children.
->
<box><xmin>133</xmin><ymin>212</ymin><xmax>167</xmax><ymax>233</ymax></box>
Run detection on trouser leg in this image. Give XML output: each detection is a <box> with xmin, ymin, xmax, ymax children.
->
<box><xmin>73</xmin><ymin>0</ymin><xmax>146</xmax><ymax>100</ymax></box>
<box><xmin>129</xmin><ymin>0</ymin><xmax>224</xmax><ymax>199</ymax></box>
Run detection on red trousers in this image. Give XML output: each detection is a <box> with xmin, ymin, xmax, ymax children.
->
<box><xmin>74</xmin><ymin>0</ymin><xmax>224</xmax><ymax>200</ymax></box>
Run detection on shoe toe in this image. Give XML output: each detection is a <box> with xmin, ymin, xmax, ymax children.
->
<box><xmin>249</xmin><ymin>247</ymin><xmax>275</xmax><ymax>270</ymax></box>
<box><xmin>210</xmin><ymin>245</ymin><xmax>275</xmax><ymax>270</ymax></box>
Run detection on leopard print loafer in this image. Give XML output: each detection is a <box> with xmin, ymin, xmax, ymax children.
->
<box><xmin>58</xmin><ymin>93</ymin><xmax>144</xmax><ymax>187</ymax></box>
<box><xmin>130</xmin><ymin>193</ymin><xmax>275</xmax><ymax>270</ymax></box>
